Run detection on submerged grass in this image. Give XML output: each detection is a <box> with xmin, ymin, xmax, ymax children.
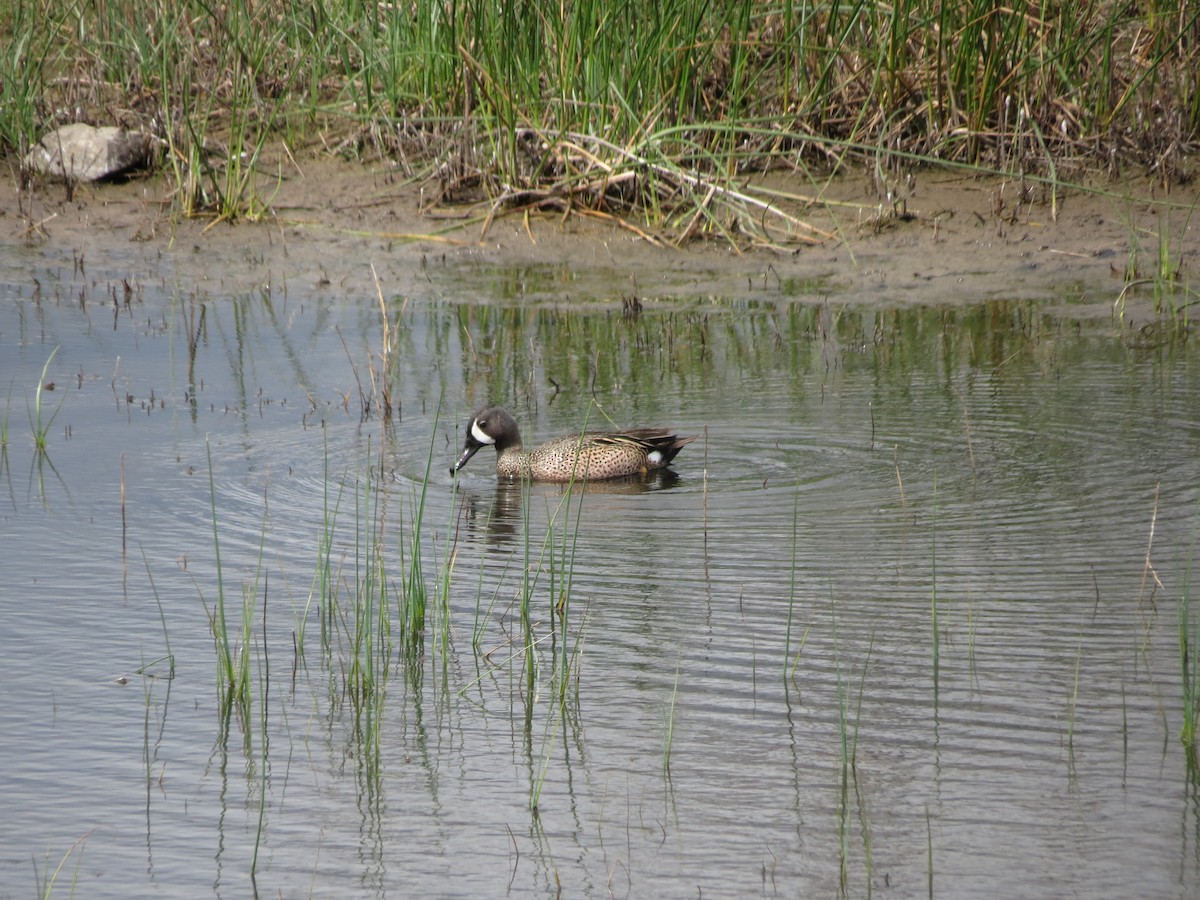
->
<box><xmin>784</xmin><ymin>491</ymin><xmax>800</xmax><ymax>681</ymax></box>
<box><xmin>830</xmin><ymin>594</ymin><xmax>875</xmax><ymax>897</ymax></box>
<box><xmin>139</xmin><ymin>545</ymin><xmax>175</xmax><ymax>680</ymax></box>
<box><xmin>3</xmin><ymin>1</ymin><xmax>1198</xmax><ymax>237</ymax></box>
<box><xmin>1</xmin><ymin>381</ymin><xmax>11</xmax><ymax>496</ymax></box>
<box><xmin>1180</xmin><ymin>514</ymin><xmax>1200</xmax><ymax>764</ymax></box>
<box><xmin>1066</xmin><ymin>636</ymin><xmax>1084</xmax><ymax>768</ymax></box>
<box><xmin>930</xmin><ymin>478</ymin><xmax>940</xmax><ymax>698</ymax></box>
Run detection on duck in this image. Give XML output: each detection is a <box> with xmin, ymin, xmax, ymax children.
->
<box><xmin>451</xmin><ymin>406</ymin><xmax>696</xmax><ymax>482</ymax></box>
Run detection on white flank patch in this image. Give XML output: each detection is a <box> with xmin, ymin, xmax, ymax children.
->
<box><xmin>646</xmin><ymin>450</ymin><xmax>663</xmax><ymax>465</ymax></box>
<box><xmin>471</xmin><ymin>420</ymin><xmax>496</xmax><ymax>445</ymax></box>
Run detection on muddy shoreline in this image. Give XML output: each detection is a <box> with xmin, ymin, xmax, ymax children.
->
<box><xmin>3</xmin><ymin>157</ymin><xmax>1194</xmax><ymax>323</ymax></box>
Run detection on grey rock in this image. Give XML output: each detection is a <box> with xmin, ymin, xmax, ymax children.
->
<box><xmin>24</xmin><ymin>124</ymin><xmax>155</xmax><ymax>182</ymax></box>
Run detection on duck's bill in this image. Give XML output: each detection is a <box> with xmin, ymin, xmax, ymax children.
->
<box><xmin>451</xmin><ymin>442</ymin><xmax>482</xmax><ymax>474</ymax></box>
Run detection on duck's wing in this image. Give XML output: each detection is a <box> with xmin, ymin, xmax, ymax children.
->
<box><xmin>591</xmin><ymin>429</ymin><xmax>698</xmax><ymax>462</ymax></box>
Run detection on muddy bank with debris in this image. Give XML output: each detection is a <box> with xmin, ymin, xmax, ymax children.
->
<box><xmin>3</xmin><ymin>156</ymin><xmax>1193</xmax><ymax>324</ymax></box>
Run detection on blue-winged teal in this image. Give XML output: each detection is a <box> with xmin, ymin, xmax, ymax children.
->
<box><xmin>452</xmin><ymin>406</ymin><xmax>696</xmax><ymax>482</ymax></box>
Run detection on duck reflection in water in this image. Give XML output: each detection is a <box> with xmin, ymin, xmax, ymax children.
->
<box><xmin>454</xmin><ymin>469</ymin><xmax>684</xmax><ymax>549</ymax></box>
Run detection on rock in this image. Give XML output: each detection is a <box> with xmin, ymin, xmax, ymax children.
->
<box><xmin>24</xmin><ymin>123</ymin><xmax>155</xmax><ymax>182</ymax></box>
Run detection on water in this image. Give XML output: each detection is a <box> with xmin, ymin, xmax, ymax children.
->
<box><xmin>1</xmin><ymin>239</ymin><xmax>1198</xmax><ymax>898</ymax></box>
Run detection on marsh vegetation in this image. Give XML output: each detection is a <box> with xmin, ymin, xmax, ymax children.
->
<box><xmin>3</xmin><ymin>0</ymin><xmax>1198</xmax><ymax>239</ymax></box>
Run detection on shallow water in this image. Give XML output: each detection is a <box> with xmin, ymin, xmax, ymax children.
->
<box><xmin>1</xmin><ymin>237</ymin><xmax>1199</xmax><ymax>898</ymax></box>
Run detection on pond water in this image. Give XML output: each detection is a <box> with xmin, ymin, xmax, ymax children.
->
<box><xmin>1</xmin><ymin>233</ymin><xmax>1198</xmax><ymax>898</ymax></box>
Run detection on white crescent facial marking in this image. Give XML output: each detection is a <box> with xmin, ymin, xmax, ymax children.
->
<box><xmin>471</xmin><ymin>420</ymin><xmax>496</xmax><ymax>445</ymax></box>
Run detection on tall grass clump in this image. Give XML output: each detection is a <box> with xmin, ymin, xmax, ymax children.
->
<box><xmin>1115</xmin><ymin>208</ymin><xmax>1199</xmax><ymax>339</ymax></box>
<box><xmin>526</xmin><ymin>478</ymin><xmax>591</xmax><ymax>811</ymax></box>
<box><xmin>396</xmin><ymin>409</ymin><xmax>443</xmax><ymax>655</ymax></box>
<box><xmin>0</xmin><ymin>2</ymin><xmax>62</xmax><ymax>155</ymax></box>
<box><xmin>28</xmin><ymin>346</ymin><xmax>62</xmax><ymax>455</ymax></box>
<box><xmin>346</xmin><ymin>436</ymin><xmax>391</xmax><ymax>716</ymax></box>
<box><xmin>34</xmin><ymin>831</ymin><xmax>94</xmax><ymax>900</ymax></box>
<box><xmin>297</xmin><ymin>430</ymin><xmax>391</xmax><ymax>762</ymax></box>
<box><xmin>549</xmin><ymin>474</ymin><xmax>587</xmax><ymax>703</ymax></box>
<box><xmin>5</xmin><ymin>2</ymin><xmax>1200</xmax><ymax>240</ymax></box>
<box><xmin>203</xmin><ymin>438</ymin><xmax>253</xmax><ymax>718</ymax></box>
<box><xmin>301</xmin><ymin>423</ymin><xmax>342</xmax><ymax>660</ymax></box>
<box><xmin>26</xmin><ymin>346</ymin><xmax>67</xmax><ymax>499</ymax></box>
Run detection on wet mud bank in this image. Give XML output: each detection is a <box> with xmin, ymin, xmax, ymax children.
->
<box><xmin>4</xmin><ymin>157</ymin><xmax>1194</xmax><ymax>325</ymax></box>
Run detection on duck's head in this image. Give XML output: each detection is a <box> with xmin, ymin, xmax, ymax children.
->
<box><xmin>451</xmin><ymin>406</ymin><xmax>522</xmax><ymax>474</ymax></box>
